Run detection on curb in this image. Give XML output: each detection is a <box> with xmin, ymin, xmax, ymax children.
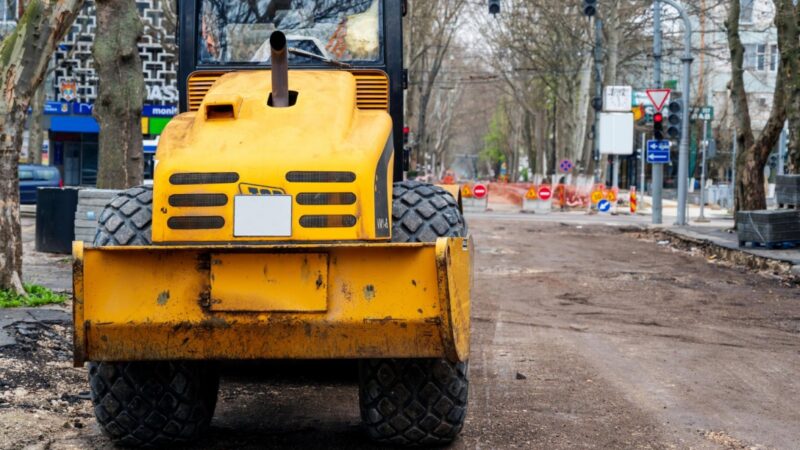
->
<box><xmin>658</xmin><ymin>228</ymin><xmax>799</xmax><ymax>280</ymax></box>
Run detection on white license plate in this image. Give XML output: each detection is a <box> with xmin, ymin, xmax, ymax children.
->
<box><xmin>233</xmin><ymin>195</ymin><xmax>292</xmax><ymax>237</ymax></box>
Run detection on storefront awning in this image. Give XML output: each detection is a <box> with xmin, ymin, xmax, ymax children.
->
<box><xmin>50</xmin><ymin>116</ymin><xmax>99</xmax><ymax>133</ymax></box>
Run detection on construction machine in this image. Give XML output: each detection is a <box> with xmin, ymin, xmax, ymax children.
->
<box><xmin>72</xmin><ymin>0</ymin><xmax>472</xmax><ymax>447</ymax></box>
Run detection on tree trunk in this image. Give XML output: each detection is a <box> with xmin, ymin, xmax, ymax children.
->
<box><xmin>0</xmin><ymin>0</ymin><xmax>84</xmax><ymax>294</ymax></box>
<box><xmin>523</xmin><ymin>110</ymin><xmax>535</xmax><ymax>176</ymax></box>
<box><xmin>94</xmin><ymin>0</ymin><xmax>145</xmax><ymax>189</ymax></box>
<box><xmin>0</xmin><ymin>105</ymin><xmax>27</xmax><ymax>294</ymax></box>
<box><xmin>29</xmin><ymin>81</ymin><xmax>46</xmax><ymax>164</ymax></box>
<box><xmin>777</xmin><ymin>0</ymin><xmax>800</xmax><ymax>172</ymax></box>
<box><xmin>727</xmin><ymin>0</ymin><xmax>788</xmax><ymax>212</ymax></box>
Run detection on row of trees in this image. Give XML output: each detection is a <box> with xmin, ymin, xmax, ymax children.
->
<box><xmin>405</xmin><ymin>0</ymin><xmax>800</xmax><ymax>217</ymax></box>
<box><xmin>0</xmin><ymin>0</ymin><xmax>145</xmax><ymax>294</ymax></box>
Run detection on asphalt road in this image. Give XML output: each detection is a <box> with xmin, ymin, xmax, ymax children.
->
<box><xmin>1</xmin><ymin>216</ymin><xmax>799</xmax><ymax>449</ymax></box>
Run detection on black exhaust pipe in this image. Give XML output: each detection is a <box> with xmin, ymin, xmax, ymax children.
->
<box><xmin>270</xmin><ymin>31</ymin><xmax>289</xmax><ymax>108</ymax></box>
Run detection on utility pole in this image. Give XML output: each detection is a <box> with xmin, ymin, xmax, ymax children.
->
<box><xmin>640</xmin><ymin>133</ymin><xmax>647</xmax><ymax>195</ymax></box>
<box><xmin>593</xmin><ymin>17</ymin><xmax>604</xmax><ymax>184</ymax></box>
<box><xmin>660</xmin><ymin>0</ymin><xmax>693</xmax><ymax>226</ymax></box>
<box><xmin>697</xmin><ymin>116</ymin><xmax>710</xmax><ymax>222</ymax></box>
<box><xmin>779</xmin><ymin>120</ymin><xmax>788</xmax><ymax>176</ymax></box>
<box><xmin>652</xmin><ymin>0</ymin><xmax>663</xmax><ymax>224</ymax></box>
<box><xmin>731</xmin><ymin>126</ymin><xmax>737</xmax><ymax>211</ymax></box>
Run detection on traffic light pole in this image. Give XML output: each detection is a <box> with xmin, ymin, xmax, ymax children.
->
<box><xmin>593</xmin><ymin>17</ymin><xmax>603</xmax><ymax>183</ymax></box>
<box><xmin>697</xmin><ymin>118</ymin><xmax>710</xmax><ymax>222</ymax></box>
<box><xmin>651</xmin><ymin>0</ymin><xmax>663</xmax><ymax>224</ymax></box>
<box><xmin>661</xmin><ymin>0</ymin><xmax>693</xmax><ymax>226</ymax></box>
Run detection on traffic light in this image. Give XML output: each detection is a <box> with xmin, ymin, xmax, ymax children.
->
<box><xmin>488</xmin><ymin>0</ymin><xmax>500</xmax><ymax>15</ymax></box>
<box><xmin>666</xmin><ymin>100</ymin><xmax>682</xmax><ymax>140</ymax></box>
<box><xmin>403</xmin><ymin>126</ymin><xmax>410</xmax><ymax>145</ymax></box>
<box><xmin>653</xmin><ymin>112</ymin><xmax>664</xmax><ymax>140</ymax></box>
<box><xmin>583</xmin><ymin>0</ymin><xmax>597</xmax><ymax>17</ymax></box>
<box><xmin>591</xmin><ymin>96</ymin><xmax>602</xmax><ymax>112</ymax></box>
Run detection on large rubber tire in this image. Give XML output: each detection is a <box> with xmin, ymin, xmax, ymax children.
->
<box><xmin>94</xmin><ymin>185</ymin><xmax>153</xmax><ymax>246</ymax></box>
<box><xmin>391</xmin><ymin>180</ymin><xmax>467</xmax><ymax>242</ymax></box>
<box><xmin>89</xmin><ymin>187</ymin><xmax>219</xmax><ymax>447</ymax></box>
<box><xmin>358</xmin><ymin>181</ymin><xmax>469</xmax><ymax>446</ymax></box>
<box><xmin>88</xmin><ymin>361</ymin><xmax>220</xmax><ymax>447</ymax></box>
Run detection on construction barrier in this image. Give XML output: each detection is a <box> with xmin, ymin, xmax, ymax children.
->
<box><xmin>522</xmin><ymin>185</ymin><xmax>553</xmax><ymax>214</ymax></box>
<box><xmin>461</xmin><ymin>182</ymin><xmax>489</xmax><ymax>213</ymax></box>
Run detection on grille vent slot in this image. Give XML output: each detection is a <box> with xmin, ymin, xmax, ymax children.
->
<box><xmin>187</xmin><ymin>70</ymin><xmax>388</xmax><ymax>112</ymax></box>
<box><xmin>300</xmin><ymin>215</ymin><xmax>357</xmax><ymax>228</ymax></box>
<box><xmin>188</xmin><ymin>72</ymin><xmax>226</xmax><ymax>112</ymax></box>
<box><xmin>169</xmin><ymin>194</ymin><xmax>228</xmax><ymax>207</ymax></box>
<box><xmin>167</xmin><ymin>216</ymin><xmax>225</xmax><ymax>230</ymax></box>
<box><xmin>353</xmin><ymin>71</ymin><xmax>390</xmax><ymax>111</ymax></box>
<box><xmin>286</xmin><ymin>171</ymin><xmax>356</xmax><ymax>183</ymax></box>
<box><xmin>297</xmin><ymin>193</ymin><xmax>356</xmax><ymax>205</ymax></box>
<box><xmin>170</xmin><ymin>172</ymin><xmax>239</xmax><ymax>185</ymax></box>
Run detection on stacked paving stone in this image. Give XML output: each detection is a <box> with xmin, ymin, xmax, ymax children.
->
<box><xmin>776</xmin><ymin>175</ymin><xmax>800</xmax><ymax>207</ymax></box>
<box><xmin>74</xmin><ymin>189</ymin><xmax>120</xmax><ymax>244</ymax></box>
<box><xmin>738</xmin><ymin>175</ymin><xmax>800</xmax><ymax>248</ymax></box>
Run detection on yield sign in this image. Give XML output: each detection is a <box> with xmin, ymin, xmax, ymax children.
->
<box><xmin>646</xmin><ymin>89</ymin><xmax>671</xmax><ymax>112</ymax></box>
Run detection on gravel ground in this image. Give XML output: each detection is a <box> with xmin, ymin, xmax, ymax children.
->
<box><xmin>1</xmin><ymin>216</ymin><xmax>799</xmax><ymax>449</ymax></box>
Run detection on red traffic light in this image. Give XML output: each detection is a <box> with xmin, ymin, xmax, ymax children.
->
<box><xmin>653</xmin><ymin>112</ymin><xmax>664</xmax><ymax>124</ymax></box>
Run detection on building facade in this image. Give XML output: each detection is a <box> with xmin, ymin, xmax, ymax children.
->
<box><xmin>7</xmin><ymin>0</ymin><xmax>179</xmax><ymax>186</ymax></box>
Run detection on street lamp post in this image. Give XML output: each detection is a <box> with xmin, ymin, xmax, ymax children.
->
<box><xmin>659</xmin><ymin>0</ymin><xmax>694</xmax><ymax>226</ymax></box>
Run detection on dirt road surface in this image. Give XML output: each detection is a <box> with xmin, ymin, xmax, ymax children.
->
<box><xmin>2</xmin><ymin>216</ymin><xmax>799</xmax><ymax>449</ymax></box>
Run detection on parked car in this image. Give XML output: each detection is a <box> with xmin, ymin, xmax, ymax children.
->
<box><xmin>19</xmin><ymin>164</ymin><xmax>62</xmax><ymax>204</ymax></box>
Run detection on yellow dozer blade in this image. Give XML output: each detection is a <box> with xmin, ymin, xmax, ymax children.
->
<box><xmin>72</xmin><ymin>237</ymin><xmax>472</xmax><ymax>366</ymax></box>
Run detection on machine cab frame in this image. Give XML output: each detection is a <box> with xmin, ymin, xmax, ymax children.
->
<box><xmin>176</xmin><ymin>0</ymin><xmax>406</xmax><ymax>181</ymax></box>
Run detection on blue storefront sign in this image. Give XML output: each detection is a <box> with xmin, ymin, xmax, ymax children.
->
<box><xmin>72</xmin><ymin>102</ymin><xmax>94</xmax><ymax>115</ymax></box>
<box><xmin>44</xmin><ymin>102</ymin><xmax>71</xmax><ymax>115</ymax></box>
<box><xmin>143</xmin><ymin>104</ymin><xmax>177</xmax><ymax>117</ymax></box>
<box><xmin>45</xmin><ymin>101</ymin><xmax>176</xmax><ymax>118</ymax></box>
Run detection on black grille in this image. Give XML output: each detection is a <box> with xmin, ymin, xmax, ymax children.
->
<box><xmin>299</xmin><ymin>215</ymin><xmax>357</xmax><ymax>228</ymax></box>
<box><xmin>297</xmin><ymin>193</ymin><xmax>356</xmax><ymax>205</ymax></box>
<box><xmin>167</xmin><ymin>216</ymin><xmax>225</xmax><ymax>230</ymax></box>
<box><xmin>170</xmin><ymin>172</ymin><xmax>239</xmax><ymax>185</ymax></box>
<box><xmin>169</xmin><ymin>194</ymin><xmax>228</xmax><ymax>207</ymax></box>
<box><xmin>286</xmin><ymin>171</ymin><xmax>356</xmax><ymax>183</ymax></box>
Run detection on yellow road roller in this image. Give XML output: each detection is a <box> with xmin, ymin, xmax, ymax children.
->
<box><xmin>73</xmin><ymin>0</ymin><xmax>471</xmax><ymax>446</ymax></box>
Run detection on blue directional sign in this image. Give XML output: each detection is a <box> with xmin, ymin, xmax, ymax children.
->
<box><xmin>598</xmin><ymin>199</ymin><xmax>612</xmax><ymax>213</ymax></box>
<box><xmin>647</xmin><ymin>139</ymin><xmax>671</xmax><ymax>164</ymax></box>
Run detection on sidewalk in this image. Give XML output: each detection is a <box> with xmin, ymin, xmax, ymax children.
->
<box><xmin>664</xmin><ymin>224</ymin><xmax>800</xmax><ymax>270</ymax></box>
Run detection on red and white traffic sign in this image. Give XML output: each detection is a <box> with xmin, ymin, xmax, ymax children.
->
<box><xmin>473</xmin><ymin>184</ymin><xmax>487</xmax><ymax>199</ymax></box>
<box><xmin>646</xmin><ymin>88</ymin><xmax>671</xmax><ymax>112</ymax></box>
<box><xmin>537</xmin><ymin>185</ymin><xmax>552</xmax><ymax>201</ymax></box>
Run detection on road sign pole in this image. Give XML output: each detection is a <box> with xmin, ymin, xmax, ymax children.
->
<box><xmin>697</xmin><ymin>118</ymin><xmax>709</xmax><ymax>222</ymax></box>
<box><xmin>592</xmin><ymin>17</ymin><xmax>604</xmax><ymax>183</ymax></box>
<box><xmin>660</xmin><ymin>0</ymin><xmax>694</xmax><ymax>226</ymax></box>
<box><xmin>651</xmin><ymin>0</ymin><xmax>663</xmax><ymax>225</ymax></box>
<box><xmin>640</xmin><ymin>132</ymin><xmax>646</xmax><ymax>196</ymax></box>
<box><xmin>779</xmin><ymin>120</ymin><xmax>788</xmax><ymax>175</ymax></box>
<box><xmin>730</xmin><ymin>126</ymin><xmax>737</xmax><ymax>211</ymax></box>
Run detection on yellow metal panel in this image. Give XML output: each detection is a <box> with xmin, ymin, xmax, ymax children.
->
<box><xmin>210</xmin><ymin>253</ymin><xmax>328</xmax><ymax>312</ymax></box>
<box><xmin>71</xmin><ymin>241</ymin><xmax>86</xmax><ymax>366</ymax></box>
<box><xmin>436</xmin><ymin>236</ymin><xmax>473</xmax><ymax>362</ymax></box>
<box><xmin>72</xmin><ymin>239</ymin><xmax>471</xmax><ymax>364</ymax></box>
<box><xmin>155</xmin><ymin>70</ymin><xmax>394</xmax><ymax>243</ymax></box>
<box><xmin>141</xmin><ymin>117</ymin><xmax>149</xmax><ymax>134</ymax></box>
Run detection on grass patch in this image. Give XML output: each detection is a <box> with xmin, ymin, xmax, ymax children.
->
<box><xmin>0</xmin><ymin>284</ymin><xmax>68</xmax><ymax>308</ymax></box>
